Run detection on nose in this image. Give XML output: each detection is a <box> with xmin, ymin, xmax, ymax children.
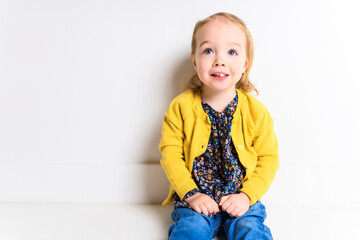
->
<box><xmin>213</xmin><ymin>55</ymin><xmax>226</xmax><ymax>67</ymax></box>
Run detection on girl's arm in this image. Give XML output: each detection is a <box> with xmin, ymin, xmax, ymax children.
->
<box><xmin>159</xmin><ymin>100</ymin><xmax>198</xmax><ymax>200</ymax></box>
<box><xmin>240</xmin><ymin>106</ymin><xmax>279</xmax><ymax>206</ymax></box>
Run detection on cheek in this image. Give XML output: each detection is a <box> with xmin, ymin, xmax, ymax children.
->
<box><xmin>196</xmin><ymin>59</ymin><xmax>210</xmax><ymax>74</ymax></box>
<box><xmin>240</xmin><ymin>56</ymin><xmax>248</xmax><ymax>69</ymax></box>
<box><xmin>232</xmin><ymin>58</ymin><xmax>246</xmax><ymax>72</ymax></box>
<box><xmin>237</xmin><ymin>55</ymin><xmax>246</xmax><ymax>66</ymax></box>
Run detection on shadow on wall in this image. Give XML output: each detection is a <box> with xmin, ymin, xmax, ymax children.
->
<box><xmin>143</xmin><ymin>55</ymin><xmax>194</xmax><ymax>205</ymax></box>
<box><xmin>145</xmin><ymin>55</ymin><xmax>194</xmax><ymax>164</ymax></box>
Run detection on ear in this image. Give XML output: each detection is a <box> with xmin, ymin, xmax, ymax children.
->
<box><xmin>190</xmin><ymin>53</ymin><xmax>197</xmax><ymax>69</ymax></box>
<box><xmin>244</xmin><ymin>58</ymin><xmax>249</xmax><ymax>70</ymax></box>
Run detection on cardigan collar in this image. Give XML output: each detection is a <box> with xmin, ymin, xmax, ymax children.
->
<box><xmin>194</xmin><ymin>89</ymin><xmax>247</xmax><ymax>123</ymax></box>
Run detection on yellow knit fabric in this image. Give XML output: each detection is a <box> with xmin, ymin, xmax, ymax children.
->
<box><xmin>159</xmin><ymin>89</ymin><xmax>279</xmax><ymax>206</ymax></box>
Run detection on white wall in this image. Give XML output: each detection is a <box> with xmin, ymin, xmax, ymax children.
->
<box><xmin>0</xmin><ymin>0</ymin><xmax>359</xmax><ymax>207</ymax></box>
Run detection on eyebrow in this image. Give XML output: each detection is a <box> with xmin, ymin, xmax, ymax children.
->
<box><xmin>199</xmin><ymin>40</ymin><xmax>243</xmax><ymax>49</ymax></box>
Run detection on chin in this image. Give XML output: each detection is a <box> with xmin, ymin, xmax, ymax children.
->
<box><xmin>210</xmin><ymin>84</ymin><xmax>234</xmax><ymax>92</ymax></box>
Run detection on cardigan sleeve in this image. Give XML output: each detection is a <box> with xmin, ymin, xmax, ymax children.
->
<box><xmin>240</xmin><ymin>105</ymin><xmax>279</xmax><ymax>205</ymax></box>
<box><xmin>159</xmin><ymin>99</ymin><xmax>199</xmax><ymax>200</ymax></box>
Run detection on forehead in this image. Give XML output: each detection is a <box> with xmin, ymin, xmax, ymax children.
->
<box><xmin>196</xmin><ymin>17</ymin><xmax>247</xmax><ymax>47</ymax></box>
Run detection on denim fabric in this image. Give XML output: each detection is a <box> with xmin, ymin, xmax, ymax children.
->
<box><xmin>168</xmin><ymin>201</ymin><xmax>272</xmax><ymax>240</ymax></box>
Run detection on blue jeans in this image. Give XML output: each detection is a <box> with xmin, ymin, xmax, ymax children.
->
<box><xmin>168</xmin><ymin>201</ymin><xmax>272</xmax><ymax>240</ymax></box>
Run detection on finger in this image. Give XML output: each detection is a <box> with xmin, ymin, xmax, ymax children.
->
<box><xmin>225</xmin><ymin>203</ymin><xmax>236</xmax><ymax>215</ymax></box>
<box><xmin>211</xmin><ymin>203</ymin><xmax>218</xmax><ymax>215</ymax></box>
<box><xmin>219</xmin><ymin>195</ymin><xmax>229</xmax><ymax>206</ymax></box>
<box><xmin>221</xmin><ymin>198</ymin><xmax>231</xmax><ymax>210</ymax></box>
<box><xmin>200</xmin><ymin>204</ymin><xmax>209</xmax><ymax>216</ymax></box>
<box><xmin>202</xmin><ymin>208</ymin><xmax>209</xmax><ymax>216</ymax></box>
<box><xmin>211</xmin><ymin>202</ymin><xmax>219</xmax><ymax>214</ymax></box>
<box><xmin>209</xmin><ymin>205</ymin><xmax>216</xmax><ymax>216</ymax></box>
<box><xmin>192</xmin><ymin>205</ymin><xmax>202</xmax><ymax>214</ymax></box>
<box><xmin>235</xmin><ymin>209</ymin><xmax>246</xmax><ymax>218</ymax></box>
<box><xmin>208</xmin><ymin>198</ymin><xmax>219</xmax><ymax>214</ymax></box>
<box><xmin>230</xmin><ymin>207</ymin><xmax>240</xmax><ymax>218</ymax></box>
<box><xmin>213</xmin><ymin>203</ymin><xmax>220</xmax><ymax>214</ymax></box>
<box><xmin>203</xmin><ymin>202</ymin><xmax>213</xmax><ymax>215</ymax></box>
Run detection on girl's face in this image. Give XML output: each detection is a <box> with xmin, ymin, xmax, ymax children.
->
<box><xmin>191</xmin><ymin>18</ymin><xmax>248</xmax><ymax>94</ymax></box>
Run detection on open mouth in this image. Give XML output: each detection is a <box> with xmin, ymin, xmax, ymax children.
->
<box><xmin>211</xmin><ymin>73</ymin><xmax>229</xmax><ymax>77</ymax></box>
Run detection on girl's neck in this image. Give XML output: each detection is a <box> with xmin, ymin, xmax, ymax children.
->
<box><xmin>201</xmin><ymin>87</ymin><xmax>237</xmax><ymax>112</ymax></box>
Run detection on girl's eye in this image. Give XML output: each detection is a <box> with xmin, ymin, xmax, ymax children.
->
<box><xmin>203</xmin><ymin>48</ymin><xmax>213</xmax><ymax>55</ymax></box>
<box><xmin>228</xmin><ymin>50</ymin><xmax>237</xmax><ymax>56</ymax></box>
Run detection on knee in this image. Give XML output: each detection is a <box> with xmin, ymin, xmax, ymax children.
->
<box><xmin>230</xmin><ymin>217</ymin><xmax>272</xmax><ymax>240</ymax></box>
<box><xmin>190</xmin><ymin>215</ymin><xmax>213</xmax><ymax>237</ymax></box>
<box><xmin>235</xmin><ymin>202</ymin><xmax>267</xmax><ymax>230</ymax></box>
<box><xmin>169</xmin><ymin>212</ymin><xmax>213</xmax><ymax>239</ymax></box>
<box><xmin>234</xmin><ymin>217</ymin><xmax>263</xmax><ymax>231</ymax></box>
<box><xmin>225</xmin><ymin>203</ymin><xmax>272</xmax><ymax>240</ymax></box>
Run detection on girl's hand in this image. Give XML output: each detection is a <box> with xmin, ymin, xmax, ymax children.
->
<box><xmin>185</xmin><ymin>193</ymin><xmax>220</xmax><ymax>216</ymax></box>
<box><xmin>219</xmin><ymin>192</ymin><xmax>250</xmax><ymax>218</ymax></box>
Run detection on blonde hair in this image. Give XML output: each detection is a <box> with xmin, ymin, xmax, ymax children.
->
<box><xmin>185</xmin><ymin>12</ymin><xmax>258</xmax><ymax>94</ymax></box>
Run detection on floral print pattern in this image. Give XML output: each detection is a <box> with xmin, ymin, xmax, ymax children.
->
<box><xmin>173</xmin><ymin>92</ymin><xmax>245</xmax><ymax>208</ymax></box>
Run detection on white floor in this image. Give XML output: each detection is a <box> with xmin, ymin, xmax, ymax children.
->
<box><xmin>0</xmin><ymin>202</ymin><xmax>359</xmax><ymax>240</ymax></box>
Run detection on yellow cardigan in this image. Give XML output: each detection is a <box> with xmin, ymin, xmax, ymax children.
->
<box><xmin>159</xmin><ymin>89</ymin><xmax>279</xmax><ymax>206</ymax></box>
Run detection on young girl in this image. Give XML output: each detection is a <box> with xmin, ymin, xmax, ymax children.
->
<box><xmin>159</xmin><ymin>12</ymin><xmax>279</xmax><ymax>240</ymax></box>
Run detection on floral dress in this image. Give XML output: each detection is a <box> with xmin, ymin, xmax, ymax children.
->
<box><xmin>173</xmin><ymin>92</ymin><xmax>246</xmax><ymax>208</ymax></box>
